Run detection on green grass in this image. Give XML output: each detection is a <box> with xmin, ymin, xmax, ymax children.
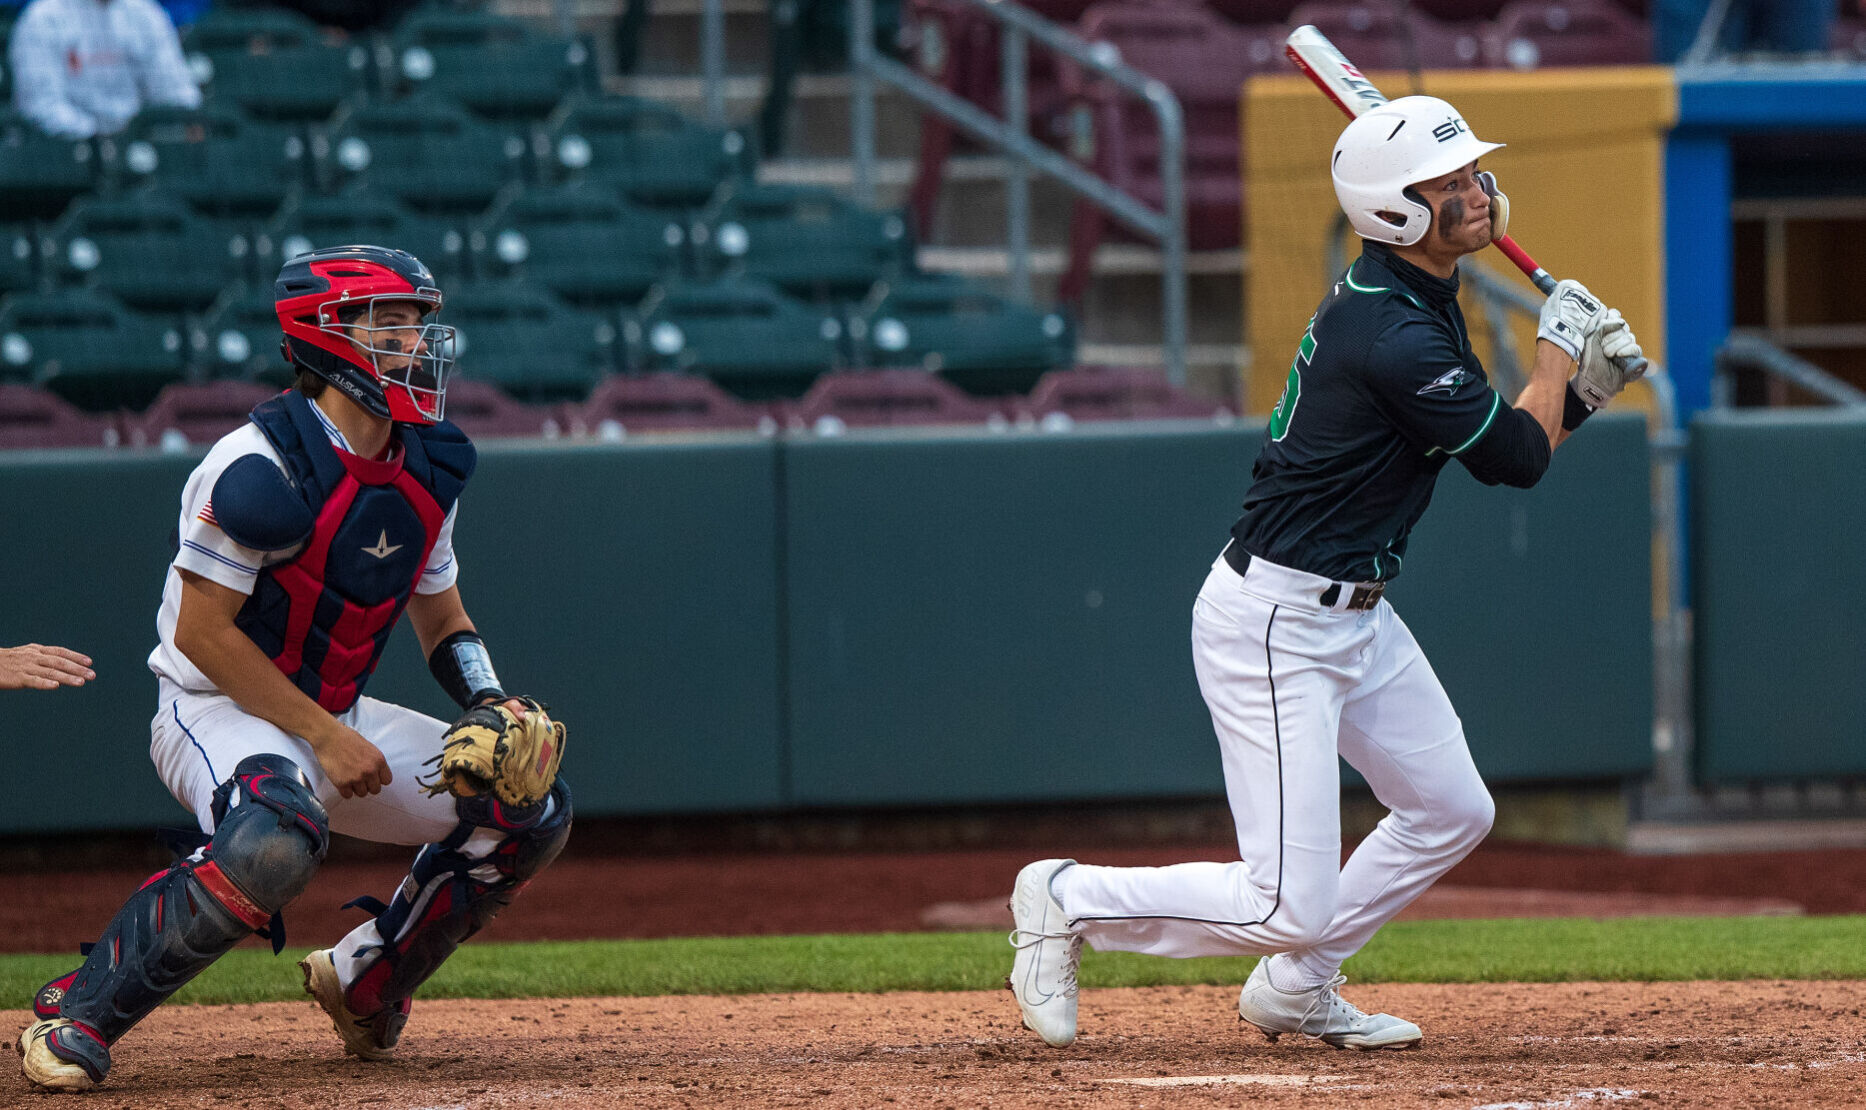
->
<box><xmin>5</xmin><ymin>917</ymin><xmax>1864</xmax><ymax>1006</ymax></box>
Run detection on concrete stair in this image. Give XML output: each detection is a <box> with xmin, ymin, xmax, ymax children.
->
<box><xmin>495</xmin><ymin>0</ymin><xmax>1248</xmax><ymax>404</ymax></box>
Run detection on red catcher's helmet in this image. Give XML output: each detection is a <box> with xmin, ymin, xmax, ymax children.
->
<box><xmin>274</xmin><ymin>245</ymin><xmax>457</xmax><ymax>424</ymax></box>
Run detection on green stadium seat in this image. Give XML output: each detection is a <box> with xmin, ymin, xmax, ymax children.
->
<box><xmin>262</xmin><ymin>188</ymin><xmax>469</xmax><ymax>284</ymax></box>
<box><xmin>475</xmin><ymin>183</ymin><xmax>685</xmax><ymax>308</ymax></box>
<box><xmin>0</xmin><ymin>110</ymin><xmax>101</xmax><ymax>223</ymax></box>
<box><xmin>545</xmin><ymin>96</ymin><xmax>749</xmax><ymax>209</ymax></box>
<box><xmin>445</xmin><ymin>281</ymin><xmax>615</xmax><ymax>403</ymax></box>
<box><xmin>391</xmin><ymin>9</ymin><xmax>593</xmax><ymax>121</ymax></box>
<box><xmin>0</xmin><ymin>290</ymin><xmax>186</xmax><ymax>412</ymax></box>
<box><xmin>327</xmin><ymin>95</ymin><xmax>530</xmax><ymax>215</ymax></box>
<box><xmin>697</xmin><ymin>183</ymin><xmax>912</xmax><ymax>299</ymax></box>
<box><xmin>1</xmin><ymin>225</ymin><xmax>38</xmax><ymax>297</ymax></box>
<box><xmin>858</xmin><ymin>274</ymin><xmax>1075</xmax><ymax>396</ymax></box>
<box><xmin>119</xmin><ymin>104</ymin><xmax>310</xmax><ymax>217</ymax></box>
<box><xmin>629</xmin><ymin>276</ymin><xmax>845</xmax><ymax>401</ymax></box>
<box><xmin>188</xmin><ymin>283</ymin><xmax>289</xmax><ymax>383</ymax></box>
<box><xmin>45</xmin><ymin>192</ymin><xmax>254</xmax><ymax>313</ymax></box>
<box><xmin>183</xmin><ymin>8</ymin><xmax>371</xmax><ymax>122</ymax></box>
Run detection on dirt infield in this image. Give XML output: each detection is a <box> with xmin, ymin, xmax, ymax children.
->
<box><xmin>12</xmin><ymin>980</ymin><xmax>1866</xmax><ymax>1108</ymax></box>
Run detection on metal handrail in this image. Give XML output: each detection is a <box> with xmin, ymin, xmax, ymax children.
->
<box><xmin>1713</xmin><ymin>331</ymin><xmax>1866</xmax><ymax>407</ymax></box>
<box><xmin>848</xmin><ymin>0</ymin><xmax>1189</xmax><ymax>386</ymax></box>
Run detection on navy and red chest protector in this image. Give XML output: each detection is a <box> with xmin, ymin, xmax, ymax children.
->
<box><xmin>233</xmin><ymin>391</ymin><xmax>475</xmax><ymax>713</ymax></box>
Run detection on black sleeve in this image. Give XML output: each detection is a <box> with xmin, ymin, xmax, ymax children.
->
<box><xmin>1359</xmin><ymin>317</ymin><xmax>1550</xmax><ymax>489</ymax></box>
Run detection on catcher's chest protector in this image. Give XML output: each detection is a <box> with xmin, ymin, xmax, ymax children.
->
<box><xmin>235</xmin><ymin>392</ymin><xmax>474</xmax><ymax>713</ymax></box>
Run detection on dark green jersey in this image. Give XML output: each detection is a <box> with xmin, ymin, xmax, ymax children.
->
<box><xmin>1231</xmin><ymin>242</ymin><xmax>1551</xmax><ymax>583</ymax></box>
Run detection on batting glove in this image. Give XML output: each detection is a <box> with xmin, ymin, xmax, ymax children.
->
<box><xmin>1573</xmin><ymin>309</ymin><xmax>1645</xmax><ymax>409</ymax></box>
<box><xmin>1537</xmin><ymin>278</ymin><xmax>1605</xmax><ymax>364</ymax></box>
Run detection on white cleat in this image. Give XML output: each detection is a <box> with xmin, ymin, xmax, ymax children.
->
<box><xmin>17</xmin><ymin>1018</ymin><xmax>109</xmax><ymax>1092</ymax></box>
<box><xmin>1006</xmin><ymin>858</ymin><xmax>1084</xmax><ymax>1047</ymax></box>
<box><xmin>1237</xmin><ymin>957</ymin><xmax>1422</xmax><ymax>1050</ymax></box>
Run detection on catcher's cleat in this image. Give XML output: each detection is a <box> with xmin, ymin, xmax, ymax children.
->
<box><xmin>300</xmin><ymin>948</ymin><xmax>409</xmax><ymax>1061</ymax></box>
<box><xmin>17</xmin><ymin>1018</ymin><xmax>111</xmax><ymax>1092</ymax></box>
<box><xmin>1007</xmin><ymin>858</ymin><xmax>1083</xmax><ymax>1048</ymax></box>
<box><xmin>1236</xmin><ymin>958</ymin><xmax>1422</xmax><ymax>1050</ymax></box>
<box><xmin>33</xmin><ymin>967</ymin><xmax>80</xmax><ymax>1021</ymax></box>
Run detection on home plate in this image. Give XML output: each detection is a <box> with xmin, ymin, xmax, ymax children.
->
<box><xmin>1102</xmin><ymin>1074</ymin><xmax>1350</xmax><ymax>1088</ymax></box>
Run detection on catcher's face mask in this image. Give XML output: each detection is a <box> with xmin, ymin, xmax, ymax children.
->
<box><xmin>334</xmin><ymin>297</ymin><xmax>457</xmax><ymax>424</ymax></box>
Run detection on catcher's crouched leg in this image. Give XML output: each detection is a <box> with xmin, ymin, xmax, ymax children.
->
<box><xmin>309</xmin><ymin>780</ymin><xmax>573</xmax><ymax>1058</ymax></box>
<box><xmin>23</xmin><ymin>755</ymin><xmax>328</xmax><ymax>1091</ymax></box>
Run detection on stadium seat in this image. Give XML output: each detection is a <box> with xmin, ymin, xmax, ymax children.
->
<box><xmin>1020</xmin><ymin>365</ymin><xmax>1234</xmax><ymax>424</ymax></box>
<box><xmin>44</xmin><ymin>192</ymin><xmax>252</xmax><ymax>313</ymax></box>
<box><xmin>444</xmin><ymin>281</ymin><xmax>615</xmax><ymax>403</ymax></box>
<box><xmin>544</xmin><ymin>96</ymin><xmax>750</xmax><ymax>209</ymax></box>
<box><xmin>1407</xmin><ymin>0</ymin><xmax>1511</xmax><ymax>19</ymax></box>
<box><xmin>1</xmin><ymin>225</ymin><xmax>37</xmax><ymax>296</ymax></box>
<box><xmin>628</xmin><ymin>277</ymin><xmax>845</xmax><ymax>401</ymax></box>
<box><xmin>783</xmin><ymin>368</ymin><xmax>1008</xmax><ymax>433</ymax></box>
<box><xmin>435</xmin><ymin>378</ymin><xmax>558</xmax><ymax>439</ymax></box>
<box><xmin>188</xmin><ymin>283</ymin><xmax>289</xmax><ymax>383</ymax></box>
<box><xmin>1286</xmin><ymin>2</ymin><xmax>1488</xmax><ymax>70</ymax></box>
<box><xmin>390</xmin><ymin>9</ymin><xmax>593</xmax><ymax>120</ymax></box>
<box><xmin>695</xmin><ymin>183</ymin><xmax>913</xmax><ymax>299</ymax></box>
<box><xmin>262</xmin><ymin>188</ymin><xmax>470</xmax><ymax>284</ymax></box>
<box><xmin>0</xmin><ymin>382</ymin><xmax>119</xmax><ymax>450</ymax></box>
<box><xmin>857</xmin><ymin>273</ymin><xmax>1075</xmax><ymax>396</ymax></box>
<box><xmin>1201</xmin><ymin>0</ymin><xmax>1304</xmax><ymax>24</ymax></box>
<box><xmin>568</xmin><ymin>372</ymin><xmax>774</xmax><ymax>437</ymax></box>
<box><xmin>122</xmin><ymin>380</ymin><xmax>278</xmax><ymax>450</ymax></box>
<box><xmin>0</xmin><ymin>290</ymin><xmax>186</xmax><ymax>411</ymax></box>
<box><xmin>119</xmin><ymin>104</ymin><xmax>310</xmax><ymax>216</ymax></box>
<box><xmin>0</xmin><ymin>110</ymin><xmax>100</xmax><ymax>223</ymax></box>
<box><xmin>1486</xmin><ymin>0</ymin><xmax>1653</xmax><ymax>67</ymax></box>
<box><xmin>327</xmin><ymin>95</ymin><xmax>529</xmax><ymax>215</ymax></box>
<box><xmin>1056</xmin><ymin>2</ymin><xmax>1288</xmax><ymax>302</ymax></box>
<box><xmin>474</xmin><ymin>183</ymin><xmax>685</xmax><ymax>308</ymax></box>
<box><xmin>183</xmin><ymin>7</ymin><xmax>371</xmax><ymax>122</ymax></box>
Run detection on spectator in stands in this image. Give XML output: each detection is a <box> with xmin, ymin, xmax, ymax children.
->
<box><xmin>1657</xmin><ymin>0</ymin><xmax>1838</xmax><ymax>62</ymax></box>
<box><xmin>8</xmin><ymin>0</ymin><xmax>201</xmax><ymax>139</ymax></box>
<box><xmin>0</xmin><ymin>643</ymin><xmax>93</xmax><ymax>690</ymax></box>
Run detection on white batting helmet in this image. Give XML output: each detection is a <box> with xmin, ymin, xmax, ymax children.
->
<box><xmin>1331</xmin><ymin>95</ymin><xmax>1503</xmax><ymax>246</ymax></box>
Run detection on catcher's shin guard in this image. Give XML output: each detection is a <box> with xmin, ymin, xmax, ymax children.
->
<box><xmin>343</xmin><ymin>780</ymin><xmax>572</xmax><ymax>1014</ymax></box>
<box><xmin>45</xmin><ymin>755</ymin><xmax>328</xmax><ymax>1049</ymax></box>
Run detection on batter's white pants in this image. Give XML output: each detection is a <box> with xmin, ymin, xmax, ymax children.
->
<box><xmin>1056</xmin><ymin>551</ymin><xmax>1494</xmax><ymax>978</ymax></box>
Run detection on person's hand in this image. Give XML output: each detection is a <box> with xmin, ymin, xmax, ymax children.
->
<box><xmin>1536</xmin><ymin>279</ymin><xmax>1606</xmax><ymax>363</ymax></box>
<box><xmin>0</xmin><ymin>644</ymin><xmax>94</xmax><ymax>690</ymax></box>
<box><xmin>1573</xmin><ymin>309</ymin><xmax>1646</xmax><ymax>409</ymax></box>
<box><xmin>310</xmin><ymin>723</ymin><xmax>392</xmax><ymax>799</ymax></box>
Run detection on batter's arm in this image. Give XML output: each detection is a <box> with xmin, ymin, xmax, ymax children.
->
<box><xmin>173</xmin><ymin>569</ymin><xmax>391</xmax><ymax>798</ymax></box>
<box><xmin>1516</xmin><ymin>339</ymin><xmax>1574</xmax><ymax>451</ymax></box>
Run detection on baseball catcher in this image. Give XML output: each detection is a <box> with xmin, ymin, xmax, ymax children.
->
<box><xmin>18</xmin><ymin>245</ymin><xmax>572</xmax><ymax>1092</ymax></box>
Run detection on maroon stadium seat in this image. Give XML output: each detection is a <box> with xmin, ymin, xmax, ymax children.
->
<box><xmin>568</xmin><ymin>372</ymin><xmax>774</xmax><ymax>437</ymax></box>
<box><xmin>1406</xmin><ymin>0</ymin><xmax>1510</xmax><ymax>19</ymax></box>
<box><xmin>442</xmin><ymin>379</ymin><xmax>560</xmax><ymax>440</ymax></box>
<box><xmin>1832</xmin><ymin>17</ymin><xmax>1866</xmax><ymax>58</ymax></box>
<box><xmin>1057</xmin><ymin>3</ymin><xmax>1286</xmax><ymax>302</ymax></box>
<box><xmin>1202</xmin><ymin>0</ymin><xmax>1302</xmax><ymax>26</ymax></box>
<box><xmin>1287</xmin><ymin>2</ymin><xmax>1489</xmax><ymax>69</ymax></box>
<box><xmin>122</xmin><ymin>380</ymin><xmax>279</xmax><ymax>450</ymax></box>
<box><xmin>1021</xmin><ymin>366</ymin><xmax>1234</xmax><ymax>423</ymax></box>
<box><xmin>1485</xmin><ymin>0</ymin><xmax>1651</xmax><ymax>68</ymax></box>
<box><xmin>783</xmin><ymin>368</ymin><xmax>1010</xmax><ymax>433</ymax></box>
<box><xmin>0</xmin><ymin>383</ymin><xmax>120</xmax><ymax>450</ymax></box>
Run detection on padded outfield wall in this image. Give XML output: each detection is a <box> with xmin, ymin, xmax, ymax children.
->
<box><xmin>0</xmin><ymin>418</ymin><xmax>1650</xmax><ymax>834</ymax></box>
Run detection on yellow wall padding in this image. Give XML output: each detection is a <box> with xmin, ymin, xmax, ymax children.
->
<box><xmin>1241</xmin><ymin>67</ymin><xmax>1676</xmax><ymax>416</ymax></box>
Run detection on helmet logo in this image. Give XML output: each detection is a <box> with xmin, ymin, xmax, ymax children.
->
<box><xmin>1432</xmin><ymin>117</ymin><xmax>1469</xmax><ymax>143</ymax></box>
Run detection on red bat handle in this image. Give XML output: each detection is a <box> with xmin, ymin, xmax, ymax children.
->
<box><xmin>1491</xmin><ymin>234</ymin><xmax>1555</xmax><ymax>295</ymax></box>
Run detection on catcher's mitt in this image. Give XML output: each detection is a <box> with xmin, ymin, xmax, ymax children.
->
<box><xmin>422</xmin><ymin>696</ymin><xmax>566</xmax><ymax>809</ymax></box>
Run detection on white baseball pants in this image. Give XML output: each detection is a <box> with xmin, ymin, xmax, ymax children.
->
<box><xmin>1055</xmin><ymin>550</ymin><xmax>1494</xmax><ymax>980</ymax></box>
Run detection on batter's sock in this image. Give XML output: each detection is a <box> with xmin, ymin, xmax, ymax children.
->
<box><xmin>1265</xmin><ymin>952</ymin><xmax>1336</xmax><ymax>993</ymax></box>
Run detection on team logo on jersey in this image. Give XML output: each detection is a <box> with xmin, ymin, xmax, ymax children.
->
<box><xmin>362</xmin><ymin>530</ymin><xmax>404</xmax><ymax>560</ymax></box>
<box><xmin>1417</xmin><ymin>367</ymin><xmax>1472</xmax><ymax>397</ymax></box>
<box><xmin>1269</xmin><ymin>317</ymin><xmax>1317</xmax><ymax>442</ymax></box>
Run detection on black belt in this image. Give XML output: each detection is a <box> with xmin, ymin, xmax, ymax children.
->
<box><xmin>1222</xmin><ymin>541</ymin><xmax>1386</xmax><ymax>612</ymax></box>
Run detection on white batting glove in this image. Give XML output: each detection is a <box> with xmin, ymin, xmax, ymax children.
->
<box><xmin>1536</xmin><ymin>278</ymin><xmax>1605</xmax><ymax>364</ymax></box>
<box><xmin>1572</xmin><ymin>309</ymin><xmax>1646</xmax><ymax>409</ymax></box>
<box><xmin>1476</xmin><ymin>171</ymin><xmax>1508</xmax><ymax>241</ymax></box>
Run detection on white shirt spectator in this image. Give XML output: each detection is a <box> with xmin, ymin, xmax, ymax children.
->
<box><xmin>8</xmin><ymin>0</ymin><xmax>202</xmax><ymax>139</ymax></box>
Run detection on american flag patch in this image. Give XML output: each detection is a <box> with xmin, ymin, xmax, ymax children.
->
<box><xmin>198</xmin><ymin>501</ymin><xmax>218</xmax><ymax>527</ymax></box>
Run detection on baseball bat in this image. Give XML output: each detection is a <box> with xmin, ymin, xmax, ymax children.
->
<box><xmin>1283</xmin><ymin>24</ymin><xmax>1648</xmax><ymax>377</ymax></box>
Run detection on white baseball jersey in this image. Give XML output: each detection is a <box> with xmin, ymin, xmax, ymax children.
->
<box><xmin>8</xmin><ymin>0</ymin><xmax>202</xmax><ymax>139</ymax></box>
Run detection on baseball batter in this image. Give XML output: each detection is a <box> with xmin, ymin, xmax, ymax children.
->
<box><xmin>18</xmin><ymin>246</ymin><xmax>572</xmax><ymax>1093</ymax></box>
<box><xmin>1009</xmin><ymin>96</ymin><xmax>1644</xmax><ymax>1049</ymax></box>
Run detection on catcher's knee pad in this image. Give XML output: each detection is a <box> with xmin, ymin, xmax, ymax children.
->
<box><xmin>346</xmin><ymin>780</ymin><xmax>571</xmax><ymax>1014</ymax></box>
<box><xmin>51</xmin><ymin>755</ymin><xmax>328</xmax><ymax>1043</ymax></box>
